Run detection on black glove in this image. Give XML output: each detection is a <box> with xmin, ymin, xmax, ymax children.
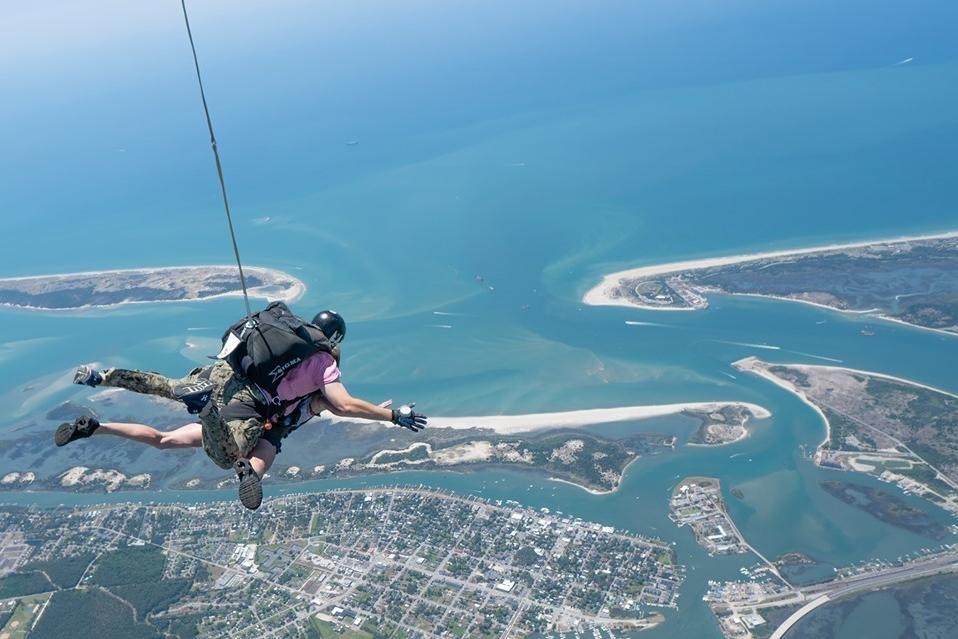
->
<box><xmin>391</xmin><ymin>403</ymin><xmax>427</xmax><ymax>432</ymax></box>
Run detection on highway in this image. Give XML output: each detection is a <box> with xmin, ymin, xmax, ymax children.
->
<box><xmin>768</xmin><ymin>554</ymin><xmax>958</xmax><ymax>639</ymax></box>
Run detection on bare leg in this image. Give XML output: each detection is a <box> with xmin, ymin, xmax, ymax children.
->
<box><xmin>234</xmin><ymin>439</ymin><xmax>274</xmax><ymax>511</ymax></box>
<box><xmin>247</xmin><ymin>439</ymin><xmax>277</xmax><ymax>477</ymax></box>
<box><xmin>96</xmin><ymin>422</ymin><xmax>203</xmax><ymax>449</ymax></box>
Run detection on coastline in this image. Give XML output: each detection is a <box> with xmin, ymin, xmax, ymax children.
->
<box><xmin>0</xmin><ymin>265</ymin><xmax>306</xmax><ymax>311</ymax></box>
<box><xmin>733</xmin><ymin>357</ymin><xmax>832</xmax><ymax>449</ymax></box>
<box><xmin>875</xmin><ymin>313</ymin><xmax>958</xmax><ymax>338</ymax></box>
<box><xmin>334</xmin><ymin>401</ymin><xmax>772</xmax><ymax>435</ymax></box>
<box><xmin>779</xmin><ymin>362</ymin><xmax>958</xmax><ymax>399</ymax></box>
<box><xmin>731</xmin><ymin>357</ymin><xmax>958</xmax><ymax>453</ymax></box>
<box><xmin>547</xmin><ymin>454</ymin><xmax>646</xmax><ymax>496</ymax></box>
<box><xmin>0</xmin><ymin>264</ymin><xmax>294</xmax><ymax>282</ymax></box>
<box><xmin>582</xmin><ymin>229</ymin><xmax>958</xmax><ymax>306</ymax></box>
<box><xmin>546</xmin><ymin>476</ymin><xmax>615</xmax><ymax>496</ymax></box>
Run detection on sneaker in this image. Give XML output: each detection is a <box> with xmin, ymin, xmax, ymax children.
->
<box><xmin>54</xmin><ymin>416</ymin><xmax>100</xmax><ymax>447</ymax></box>
<box><xmin>173</xmin><ymin>379</ymin><xmax>215</xmax><ymax>415</ymax></box>
<box><xmin>234</xmin><ymin>459</ymin><xmax>263</xmax><ymax>511</ymax></box>
<box><xmin>73</xmin><ymin>365</ymin><xmax>102</xmax><ymax>387</ymax></box>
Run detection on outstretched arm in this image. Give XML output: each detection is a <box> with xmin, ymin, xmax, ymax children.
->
<box><xmin>319</xmin><ymin>382</ymin><xmax>393</xmax><ymax>421</ymax></box>
<box><xmin>318</xmin><ymin>383</ymin><xmax>427</xmax><ymax>431</ymax></box>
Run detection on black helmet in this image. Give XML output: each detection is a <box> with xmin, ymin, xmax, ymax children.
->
<box><xmin>312</xmin><ymin>310</ymin><xmax>346</xmax><ymax>344</ymax></box>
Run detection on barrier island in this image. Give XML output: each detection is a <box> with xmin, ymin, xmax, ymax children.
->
<box><xmin>0</xmin><ymin>265</ymin><xmax>304</xmax><ymax>310</ymax></box>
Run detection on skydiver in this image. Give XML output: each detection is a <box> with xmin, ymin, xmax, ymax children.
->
<box><xmin>54</xmin><ymin>310</ymin><xmax>428</xmax><ymax>510</ymax></box>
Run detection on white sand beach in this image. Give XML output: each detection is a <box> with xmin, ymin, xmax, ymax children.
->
<box><xmin>331</xmin><ymin>401</ymin><xmax>771</xmax><ymax>435</ymax></box>
<box><xmin>733</xmin><ymin>357</ymin><xmax>833</xmax><ymax>448</ymax></box>
<box><xmin>733</xmin><ymin>357</ymin><xmax>957</xmax><ymax>452</ymax></box>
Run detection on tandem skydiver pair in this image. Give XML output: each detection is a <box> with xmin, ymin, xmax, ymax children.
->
<box><xmin>56</xmin><ymin>303</ymin><xmax>428</xmax><ymax>510</ymax></box>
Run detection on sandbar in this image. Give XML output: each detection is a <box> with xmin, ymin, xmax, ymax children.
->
<box><xmin>331</xmin><ymin>401</ymin><xmax>771</xmax><ymax>434</ymax></box>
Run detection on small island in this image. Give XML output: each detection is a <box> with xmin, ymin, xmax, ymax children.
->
<box><xmin>583</xmin><ymin>232</ymin><xmax>958</xmax><ymax>335</ymax></box>
<box><xmin>686</xmin><ymin>404</ymin><xmax>758</xmax><ymax>446</ymax></box>
<box><xmin>341</xmin><ymin>431</ymin><xmax>675</xmax><ymax>494</ymax></box>
<box><xmin>0</xmin><ymin>265</ymin><xmax>304</xmax><ymax>310</ymax></box>
<box><xmin>669</xmin><ymin>477</ymin><xmax>749</xmax><ymax>555</ymax></box>
<box><xmin>820</xmin><ymin>480</ymin><xmax>950</xmax><ymax>539</ymax></box>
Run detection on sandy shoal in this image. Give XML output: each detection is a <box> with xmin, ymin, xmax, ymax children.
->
<box><xmin>331</xmin><ymin>401</ymin><xmax>771</xmax><ymax>435</ymax></box>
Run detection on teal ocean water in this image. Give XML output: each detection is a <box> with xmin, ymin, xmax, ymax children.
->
<box><xmin>2</xmin><ymin>2</ymin><xmax>958</xmax><ymax>637</ymax></box>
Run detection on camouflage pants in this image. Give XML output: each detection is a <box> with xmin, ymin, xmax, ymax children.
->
<box><xmin>101</xmin><ymin>361</ymin><xmax>264</xmax><ymax>470</ymax></box>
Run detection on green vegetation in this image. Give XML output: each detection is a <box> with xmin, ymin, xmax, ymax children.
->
<box><xmin>157</xmin><ymin>612</ymin><xmax>204</xmax><ymax>639</ymax></box>
<box><xmin>278</xmin><ymin>562</ymin><xmax>313</xmax><ymax>587</ymax></box>
<box><xmin>515</xmin><ymin>546</ymin><xmax>541</xmax><ymax>566</ymax></box>
<box><xmin>374</xmin><ymin>444</ymin><xmax>430</xmax><ymax>465</ymax></box>
<box><xmin>350</xmin><ymin>429</ymin><xmax>673</xmax><ymax>492</ymax></box>
<box><xmin>193</xmin><ymin>562</ymin><xmax>211</xmax><ymax>584</ymax></box>
<box><xmin>31</xmin><ymin>588</ymin><xmax>160</xmax><ymax>639</ymax></box>
<box><xmin>896</xmin><ymin>464</ymin><xmax>956</xmax><ymax>498</ymax></box>
<box><xmin>23</xmin><ymin>553</ymin><xmax>95</xmax><ymax>588</ymax></box>
<box><xmin>310</xmin><ymin>617</ymin><xmax>374</xmax><ymax>639</ymax></box>
<box><xmin>820</xmin><ymin>480</ymin><xmax>949</xmax><ymax>539</ymax></box>
<box><xmin>0</xmin><ymin>571</ymin><xmax>54</xmax><ymax>598</ymax></box>
<box><xmin>91</xmin><ymin>545</ymin><xmax>166</xmax><ymax>587</ymax></box>
<box><xmin>446</xmin><ymin>556</ymin><xmax>472</xmax><ymax>577</ymax></box>
<box><xmin>748</xmin><ymin>604</ymin><xmax>803</xmax><ymax>639</ymax></box>
<box><xmin>83</xmin><ymin>545</ymin><xmax>190</xmax><ymax>622</ymax></box>
<box><xmin>822</xmin><ymin>408</ymin><xmax>870</xmax><ymax>450</ymax></box>
<box><xmin>787</xmin><ymin>574</ymin><xmax>958</xmax><ymax>638</ymax></box>
<box><xmin>645</xmin><ymin>237</ymin><xmax>958</xmax><ymax>334</ymax></box>
<box><xmin>110</xmin><ymin>578</ymin><xmax>191</xmax><ymax>618</ymax></box>
<box><xmin>854</xmin><ymin>458</ymin><xmax>913</xmax><ymax>471</ymax></box>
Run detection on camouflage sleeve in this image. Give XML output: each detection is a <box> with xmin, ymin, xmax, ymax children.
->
<box><xmin>100</xmin><ymin>367</ymin><xmax>198</xmax><ymax>401</ymax></box>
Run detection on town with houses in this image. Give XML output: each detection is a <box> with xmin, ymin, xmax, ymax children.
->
<box><xmin>0</xmin><ymin>488</ymin><xmax>684</xmax><ymax>638</ymax></box>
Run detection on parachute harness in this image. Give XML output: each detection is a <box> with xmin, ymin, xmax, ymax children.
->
<box><xmin>180</xmin><ymin>0</ymin><xmax>253</xmax><ymax>321</ymax></box>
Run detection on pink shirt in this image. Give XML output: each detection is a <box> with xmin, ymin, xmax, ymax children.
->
<box><xmin>276</xmin><ymin>351</ymin><xmax>341</xmax><ymax>404</ymax></box>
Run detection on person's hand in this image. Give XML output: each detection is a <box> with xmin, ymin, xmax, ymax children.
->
<box><xmin>391</xmin><ymin>403</ymin><xmax>427</xmax><ymax>432</ymax></box>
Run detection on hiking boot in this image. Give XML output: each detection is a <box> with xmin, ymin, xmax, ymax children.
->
<box><xmin>173</xmin><ymin>379</ymin><xmax>215</xmax><ymax>415</ymax></box>
<box><xmin>54</xmin><ymin>416</ymin><xmax>100</xmax><ymax>447</ymax></box>
<box><xmin>73</xmin><ymin>365</ymin><xmax>103</xmax><ymax>387</ymax></box>
<box><xmin>234</xmin><ymin>459</ymin><xmax>262</xmax><ymax>511</ymax></box>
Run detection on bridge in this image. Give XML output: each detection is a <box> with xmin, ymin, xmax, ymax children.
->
<box><xmin>768</xmin><ymin>554</ymin><xmax>958</xmax><ymax>639</ymax></box>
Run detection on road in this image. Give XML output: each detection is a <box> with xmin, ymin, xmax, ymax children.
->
<box><xmin>768</xmin><ymin>554</ymin><xmax>958</xmax><ymax>639</ymax></box>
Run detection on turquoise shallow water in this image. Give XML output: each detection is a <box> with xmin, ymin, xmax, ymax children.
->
<box><xmin>2</xmin><ymin>2</ymin><xmax>958</xmax><ymax>637</ymax></box>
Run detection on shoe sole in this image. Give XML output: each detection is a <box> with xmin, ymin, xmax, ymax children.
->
<box><xmin>234</xmin><ymin>460</ymin><xmax>263</xmax><ymax>510</ymax></box>
<box><xmin>73</xmin><ymin>366</ymin><xmax>102</xmax><ymax>387</ymax></box>
<box><xmin>174</xmin><ymin>380</ymin><xmax>215</xmax><ymax>415</ymax></box>
<box><xmin>54</xmin><ymin>422</ymin><xmax>76</xmax><ymax>447</ymax></box>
